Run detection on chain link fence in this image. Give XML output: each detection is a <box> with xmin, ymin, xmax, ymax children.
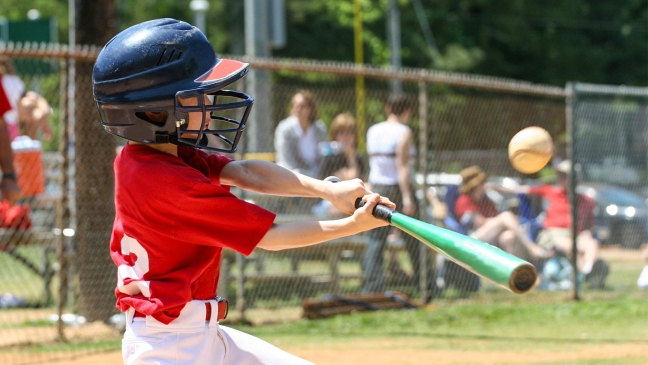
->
<box><xmin>568</xmin><ymin>82</ymin><xmax>648</xmax><ymax>299</ymax></box>
<box><xmin>0</xmin><ymin>43</ymin><xmax>645</xmax><ymax>363</ymax></box>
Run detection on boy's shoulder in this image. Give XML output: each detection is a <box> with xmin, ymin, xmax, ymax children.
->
<box><xmin>117</xmin><ymin>144</ymin><xmax>189</xmax><ymax>176</ymax></box>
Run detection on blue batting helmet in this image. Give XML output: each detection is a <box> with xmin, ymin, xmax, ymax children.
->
<box><xmin>93</xmin><ymin>18</ymin><xmax>253</xmax><ymax>153</ymax></box>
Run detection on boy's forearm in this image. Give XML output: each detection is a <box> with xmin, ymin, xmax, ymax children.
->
<box><xmin>256</xmin><ymin>219</ymin><xmax>360</xmax><ymax>251</ymax></box>
<box><xmin>224</xmin><ymin>159</ymin><xmax>375</xmax><ymax>216</ymax></box>
<box><xmin>230</xmin><ymin>159</ymin><xmax>326</xmax><ymax>198</ymax></box>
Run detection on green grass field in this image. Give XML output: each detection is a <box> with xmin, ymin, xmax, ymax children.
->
<box><xmin>2</xmin><ymin>295</ymin><xmax>646</xmax><ymax>365</ymax></box>
<box><xmin>0</xmin><ymin>245</ymin><xmax>56</xmax><ymax>303</ymax></box>
<box><xmin>0</xmin><ymin>246</ymin><xmax>646</xmax><ymax>364</ymax></box>
<box><xmin>233</xmin><ymin>295</ymin><xmax>648</xmax><ymax>364</ymax></box>
<box><xmin>240</xmin><ymin>296</ymin><xmax>648</xmax><ymax>341</ymax></box>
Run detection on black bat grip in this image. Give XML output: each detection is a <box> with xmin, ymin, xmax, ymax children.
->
<box><xmin>354</xmin><ymin>198</ymin><xmax>394</xmax><ymax>223</ymax></box>
<box><xmin>325</xmin><ymin>176</ymin><xmax>394</xmax><ymax>223</ymax></box>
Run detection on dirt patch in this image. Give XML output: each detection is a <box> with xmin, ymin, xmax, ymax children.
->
<box><xmin>0</xmin><ymin>350</ymin><xmax>122</xmax><ymax>365</ymax></box>
<box><xmin>0</xmin><ymin>309</ymin><xmax>53</xmax><ymax>325</ymax></box>
<box><xmin>4</xmin><ymin>337</ymin><xmax>647</xmax><ymax>365</ymax></box>
<box><xmin>599</xmin><ymin>245</ymin><xmax>645</xmax><ymax>262</ymax></box>
<box><xmin>291</xmin><ymin>339</ymin><xmax>648</xmax><ymax>365</ymax></box>
<box><xmin>0</xmin><ymin>321</ymin><xmax>118</xmax><ymax>348</ymax></box>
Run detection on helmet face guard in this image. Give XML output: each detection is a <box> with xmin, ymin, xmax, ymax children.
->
<box><xmin>175</xmin><ymin>89</ymin><xmax>253</xmax><ymax>153</ymax></box>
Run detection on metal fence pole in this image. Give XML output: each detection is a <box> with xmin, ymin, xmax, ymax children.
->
<box><xmin>565</xmin><ymin>82</ymin><xmax>580</xmax><ymax>301</ymax></box>
<box><xmin>417</xmin><ymin>80</ymin><xmax>429</xmax><ymax>301</ymax></box>
<box><xmin>353</xmin><ymin>0</ymin><xmax>366</xmax><ymax>151</ymax></box>
<box><xmin>235</xmin><ymin>253</ymin><xmax>247</xmax><ymax>322</ymax></box>
<box><xmin>55</xmin><ymin>56</ymin><xmax>70</xmax><ymax>342</ymax></box>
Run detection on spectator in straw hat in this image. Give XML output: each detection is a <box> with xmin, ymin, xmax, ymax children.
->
<box><xmin>455</xmin><ymin>165</ymin><xmax>551</xmax><ymax>262</ymax></box>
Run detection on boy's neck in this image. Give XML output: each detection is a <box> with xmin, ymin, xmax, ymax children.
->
<box><xmin>129</xmin><ymin>141</ymin><xmax>178</xmax><ymax>156</ymax></box>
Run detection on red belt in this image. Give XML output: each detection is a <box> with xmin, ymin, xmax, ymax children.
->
<box><xmin>133</xmin><ymin>298</ymin><xmax>229</xmax><ymax>321</ymax></box>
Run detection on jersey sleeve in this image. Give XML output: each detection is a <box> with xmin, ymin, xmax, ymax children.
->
<box><xmin>117</xmin><ymin>147</ymin><xmax>276</xmax><ymax>256</ymax></box>
<box><xmin>202</xmin><ymin>151</ymin><xmax>233</xmax><ymax>183</ymax></box>
<box><xmin>172</xmin><ymin>182</ymin><xmax>276</xmax><ymax>256</ymax></box>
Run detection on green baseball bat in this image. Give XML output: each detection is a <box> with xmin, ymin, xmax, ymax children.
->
<box><xmin>357</xmin><ymin>198</ymin><xmax>537</xmax><ymax>294</ymax></box>
<box><xmin>328</xmin><ymin>177</ymin><xmax>537</xmax><ymax>294</ymax></box>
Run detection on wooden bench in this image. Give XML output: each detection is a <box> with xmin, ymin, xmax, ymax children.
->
<box><xmin>220</xmin><ymin>210</ymin><xmax>409</xmax><ymax>300</ymax></box>
<box><xmin>218</xmin><ymin>190</ymin><xmax>415</xmax><ymax>315</ymax></box>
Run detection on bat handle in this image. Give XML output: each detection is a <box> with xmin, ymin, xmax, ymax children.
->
<box><xmin>354</xmin><ymin>198</ymin><xmax>394</xmax><ymax>223</ymax></box>
<box><xmin>324</xmin><ymin>176</ymin><xmax>394</xmax><ymax>223</ymax></box>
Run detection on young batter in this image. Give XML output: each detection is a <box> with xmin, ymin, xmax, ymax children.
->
<box><xmin>93</xmin><ymin>19</ymin><xmax>394</xmax><ymax>365</ymax></box>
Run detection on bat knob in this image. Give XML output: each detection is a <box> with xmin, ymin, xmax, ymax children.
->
<box><xmin>324</xmin><ymin>176</ymin><xmax>341</xmax><ymax>183</ymax></box>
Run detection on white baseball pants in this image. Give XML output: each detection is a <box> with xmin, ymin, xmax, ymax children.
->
<box><xmin>122</xmin><ymin>300</ymin><xmax>315</xmax><ymax>365</ymax></box>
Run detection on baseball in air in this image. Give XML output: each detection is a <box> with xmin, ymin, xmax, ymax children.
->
<box><xmin>508</xmin><ymin>126</ymin><xmax>554</xmax><ymax>174</ymax></box>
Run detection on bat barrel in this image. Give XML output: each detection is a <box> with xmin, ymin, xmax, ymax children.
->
<box><xmin>390</xmin><ymin>212</ymin><xmax>538</xmax><ymax>294</ymax></box>
<box><xmin>343</xmin><ymin>178</ymin><xmax>538</xmax><ymax>294</ymax></box>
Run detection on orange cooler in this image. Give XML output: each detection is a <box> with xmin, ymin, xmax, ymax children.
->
<box><xmin>11</xmin><ymin>136</ymin><xmax>45</xmax><ymax>197</ymax></box>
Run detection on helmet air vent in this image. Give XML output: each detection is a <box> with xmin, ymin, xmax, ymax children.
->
<box><xmin>156</xmin><ymin>47</ymin><xmax>183</xmax><ymax>66</ymax></box>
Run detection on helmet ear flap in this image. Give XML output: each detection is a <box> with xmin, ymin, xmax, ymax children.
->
<box><xmin>135</xmin><ymin>111</ymin><xmax>168</xmax><ymax>126</ymax></box>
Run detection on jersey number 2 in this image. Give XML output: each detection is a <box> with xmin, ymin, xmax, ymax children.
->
<box><xmin>117</xmin><ymin>234</ymin><xmax>151</xmax><ymax>297</ymax></box>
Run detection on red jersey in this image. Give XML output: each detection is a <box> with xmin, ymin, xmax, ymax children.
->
<box><xmin>528</xmin><ymin>185</ymin><xmax>595</xmax><ymax>233</ymax></box>
<box><xmin>0</xmin><ymin>79</ymin><xmax>12</xmax><ymax>116</ymax></box>
<box><xmin>455</xmin><ymin>194</ymin><xmax>499</xmax><ymax>220</ymax></box>
<box><xmin>111</xmin><ymin>144</ymin><xmax>276</xmax><ymax>324</ymax></box>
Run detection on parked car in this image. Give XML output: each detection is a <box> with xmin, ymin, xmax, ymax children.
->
<box><xmin>578</xmin><ymin>184</ymin><xmax>648</xmax><ymax>249</ymax></box>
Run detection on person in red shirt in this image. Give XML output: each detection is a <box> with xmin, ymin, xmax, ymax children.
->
<box><xmin>94</xmin><ymin>19</ymin><xmax>394</xmax><ymax>365</ymax></box>
<box><xmin>455</xmin><ymin>165</ymin><xmax>550</xmax><ymax>262</ymax></box>
<box><xmin>0</xmin><ymin>79</ymin><xmax>21</xmax><ymax>204</ymax></box>
<box><xmin>519</xmin><ymin>160</ymin><xmax>600</xmax><ymax>276</ymax></box>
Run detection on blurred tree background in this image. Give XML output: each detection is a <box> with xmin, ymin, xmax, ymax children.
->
<box><xmin>1</xmin><ymin>0</ymin><xmax>646</xmax><ymax>86</ymax></box>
